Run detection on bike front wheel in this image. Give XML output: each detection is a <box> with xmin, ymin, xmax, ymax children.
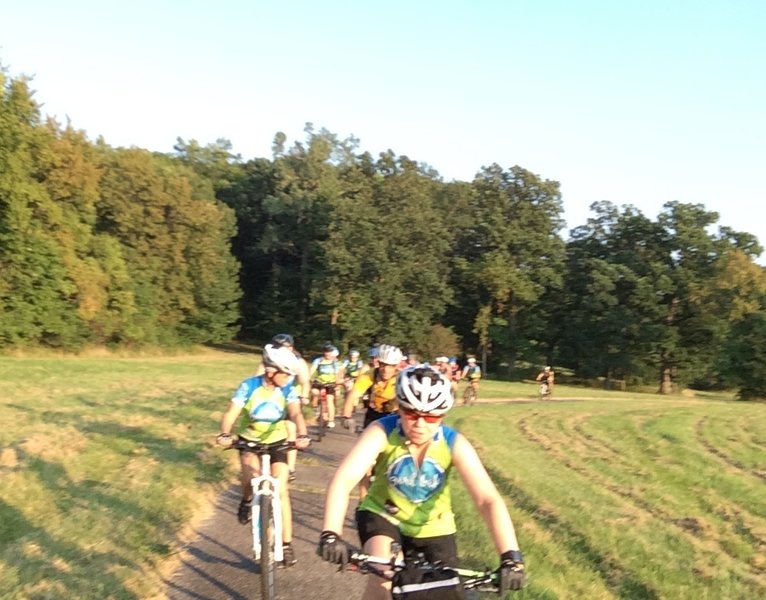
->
<box><xmin>259</xmin><ymin>493</ymin><xmax>275</xmax><ymax>600</ymax></box>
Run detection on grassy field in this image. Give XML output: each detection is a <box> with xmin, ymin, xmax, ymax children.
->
<box><xmin>448</xmin><ymin>396</ymin><xmax>766</xmax><ymax>599</ymax></box>
<box><xmin>1</xmin><ymin>351</ymin><xmax>764</xmax><ymax>599</ymax></box>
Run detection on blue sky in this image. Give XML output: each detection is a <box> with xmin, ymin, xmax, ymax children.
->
<box><xmin>2</xmin><ymin>0</ymin><xmax>765</xmax><ymax>261</ymax></box>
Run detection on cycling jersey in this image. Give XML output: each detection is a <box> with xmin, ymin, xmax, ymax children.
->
<box><xmin>465</xmin><ymin>365</ymin><xmax>481</xmax><ymax>380</ymax></box>
<box><xmin>354</xmin><ymin>369</ymin><xmax>396</xmax><ymax>413</ymax></box>
<box><xmin>359</xmin><ymin>414</ymin><xmax>458</xmax><ymax>538</ymax></box>
<box><xmin>311</xmin><ymin>357</ymin><xmax>340</xmax><ymax>385</ymax></box>
<box><xmin>343</xmin><ymin>358</ymin><xmax>364</xmax><ymax>379</ymax></box>
<box><xmin>231</xmin><ymin>375</ymin><xmax>299</xmax><ymax>443</ymax></box>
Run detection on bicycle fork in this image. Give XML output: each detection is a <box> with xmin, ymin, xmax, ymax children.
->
<box><xmin>250</xmin><ymin>460</ymin><xmax>284</xmax><ymax>562</ymax></box>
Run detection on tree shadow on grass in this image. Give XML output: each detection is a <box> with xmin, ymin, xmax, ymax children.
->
<box><xmin>0</xmin><ymin>499</ymin><xmax>140</xmax><ymax>599</ymax></box>
<box><xmin>2</xmin><ymin>415</ymin><xmax>235</xmax><ymax>598</ymax></box>
<box><xmin>485</xmin><ymin>465</ymin><xmax>660</xmax><ymax>600</ymax></box>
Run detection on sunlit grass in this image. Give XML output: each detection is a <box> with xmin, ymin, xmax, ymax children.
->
<box><xmin>1</xmin><ymin>353</ymin><xmax>763</xmax><ymax>598</ymax></box>
<box><xmin>447</xmin><ymin>398</ymin><xmax>766</xmax><ymax>599</ymax></box>
<box><xmin>0</xmin><ymin>350</ymin><xmax>259</xmax><ymax>598</ymax></box>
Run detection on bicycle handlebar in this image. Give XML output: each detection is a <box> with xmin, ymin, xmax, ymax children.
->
<box><xmin>224</xmin><ymin>436</ymin><xmax>298</xmax><ymax>454</ymax></box>
<box><xmin>347</xmin><ymin>551</ymin><xmax>501</xmax><ymax>593</ymax></box>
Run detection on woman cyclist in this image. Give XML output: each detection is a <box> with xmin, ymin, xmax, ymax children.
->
<box><xmin>318</xmin><ymin>366</ymin><xmax>526</xmax><ymax>598</ymax></box>
<box><xmin>310</xmin><ymin>342</ymin><xmax>343</xmax><ymax>428</ymax></box>
<box><xmin>341</xmin><ymin>344</ymin><xmax>404</xmax><ymax>431</ymax></box>
<box><xmin>216</xmin><ymin>344</ymin><xmax>311</xmax><ymax>567</ymax></box>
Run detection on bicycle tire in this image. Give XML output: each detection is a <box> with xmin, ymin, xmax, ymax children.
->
<box><xmin>259</xmin><ymin>492</ymin><xmax>276</xmax><ymax>600</ymax></box>
<box><xmin>463</xmin><ymin>385</ymin><xmax>476</xmax><ymax>406</ymax></box>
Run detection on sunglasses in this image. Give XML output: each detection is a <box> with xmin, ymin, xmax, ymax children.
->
<box><xmin>400</xmin><ymin>406</ymin><xmax>441</xmax><ymax>423</ymax></box>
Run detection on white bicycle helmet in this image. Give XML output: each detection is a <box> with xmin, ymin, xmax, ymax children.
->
<box><xmin>349</xmin><ymin>349</ymin><xmax>360</xmax><ymax>358</ymax></box>
<box><xmin>262</xmin><ymin>344</ymin><xmax>300</xmax><ymax>375</ymax></box>
<box><xmin>377</xmin><ymin>344</ymin><xmax>404</xmax><ymax>366</ymax></box>
<box><xmin>396</xmin><ymin>366</ymin><xmax>453</xmax><ymax>416</ymax></box>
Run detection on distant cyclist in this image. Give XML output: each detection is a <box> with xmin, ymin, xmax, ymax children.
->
<box><xmin>434</xmin><ymin>355</ymin><xmax>456</xmax><ymax>397</ymax></box>
<box><xmin>310</xmin><ymin>343</ymin><xmax>343</xmax><ymax>428</ymax></box>
<box><xmin>341</xmin><ymin>344</ymin><xmax>404</xmax><ymax>430</ymax></box>
<box><xmin>536</xmin><ymin>365</ymin><xmax>555</xmax><ymax>398</ymax></box>
<box><xmin>216</xmin><ymin>344</ymin><xmax>310</xmax><ymax>567</ymax></box>
<box><xmin>462</xmin><ymin>356</ymin><xmax>481</xmax><ymax>403</ymax></box>
<box><xmin>342</xmin><ymin>349</ymin><xmax>365</xmax><ymax>397</ymax></box>
<box><xmin>318</xmin><ymin>366</ymin><xmax>526</xmax><ymax>599</ymax></box>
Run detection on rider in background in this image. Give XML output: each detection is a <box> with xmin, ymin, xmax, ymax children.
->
<box><xmin>536</xmin><ymin>365</ymin><xmax>555</xmax><ymax>395</ymax></box>
<box><xmin>318</xmin><ymin>366</ymin><xmax>526</xmax><ymax>599</ymax></box>
<box><xmin>310</xmin><ymin>343</ymin><xmax>343</xmax><ymax>429</ymax></box>
<box><xmin>342</xmin><ymin>349</ymin><xmax>364</xmax><ymax>398</ymax></box>
<box><xmin>434</xmin><ymin>356</ymin><xmax>456</xmax><ymax>398</ymax></box>
<box><xmin>341</xmin><ymin>344</ymin><xmax>404</xmax><ymax>430</ymax></box>
<box><xmin>462</xmin><ymin>356</ymin><xmax>481</xmax><ymax>401</ymax></box>
<box><xmin>216</xmin><ymin>344</ymin><xmax>310</xmax><ymax>567</ymax></box>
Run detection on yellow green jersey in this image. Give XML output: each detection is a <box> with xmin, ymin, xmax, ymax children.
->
<box><xmin>231</xmin><ymin>375</ymin><xmax>298</xmax><ymax>443</ymax></box>
<box><xmin>359</xmin><ymin>414</ymin><xmax>458</xmax><ymax>538</ymax></box>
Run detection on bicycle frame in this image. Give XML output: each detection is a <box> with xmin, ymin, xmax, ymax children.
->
<box><xmin>251</xmin><ymin>451</ymin><xmax>283</xmax><ymax>562</ymax></box>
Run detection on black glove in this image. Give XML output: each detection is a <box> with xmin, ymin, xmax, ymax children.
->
<box><xmin>499</xmin><ymin>550</ymin><xmax>526</xmax><ymax>592</ymax></box>
<box><xmin>318</xmin><ymin>530</ymin><xmax>348</xmax><ymax>566</ymax></box>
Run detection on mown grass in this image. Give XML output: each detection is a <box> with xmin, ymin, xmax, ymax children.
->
<box><xmin>0</xmin><ymin>350</ymin><xmax>259</xmax><ymax>599</ymax></box>
<box><xmin>1</xmin><ymin>351</ymin><xmax>763</xmax><ymax>599</ymax></box>
<box><xmin>447</xmin><ymin>396</ymin><xmax>766</xmax><ymax>599</ymax></box>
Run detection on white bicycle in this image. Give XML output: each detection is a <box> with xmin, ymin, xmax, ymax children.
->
<box><xmin>227</xmin><ymin>437</ymin><xmax>297</xmax><ymax>600</ymax></box>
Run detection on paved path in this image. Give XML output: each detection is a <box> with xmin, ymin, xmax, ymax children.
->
<box><xmin>165</xmin><ymin>419</ymin><xmax>366</xmax><ymax>600</ymax></box>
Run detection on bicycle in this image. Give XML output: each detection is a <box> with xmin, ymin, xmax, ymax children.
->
<box><xmin>226</xmin><ymin>437</ymin><xmax>297</xmax><ymax>600</ymax></box>
<box><xmin>348</xmin><ymin>549</ymin><xmax>508</xmax><ymax>598</ymax></box>
<box><xmin>462</xmin><ymin>381</ymin><xmax>478</xmax><ymax>406</ymax></box>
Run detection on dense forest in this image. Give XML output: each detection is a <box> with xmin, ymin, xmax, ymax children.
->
<box><xmin>2</xmin><ymin>69</ymin><xmax>765</xmax><ymax>397</ymax></box>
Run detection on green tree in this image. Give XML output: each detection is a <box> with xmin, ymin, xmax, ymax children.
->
<box><xmin>0</xmin><ymin>70</ymin><xmax>83</xmax><ymax>346</ymax></box>
<box><xmin>451</xmin><ymin>164</ymin><xmax>565</xmax><ymax>375</ymax></box>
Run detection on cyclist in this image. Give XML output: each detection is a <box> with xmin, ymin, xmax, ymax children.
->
<box><xmin>433</xmin><ymin>356</ymin><xmax>455</xmax><ymax>398</ymax></box>
<box><xmin>448</xmin><ymin>357</ymin><xmax>461</xmax><ymax>382</ymax></box>
<box><xmin>310</xmin><ymin>342</ymin><xmax>343</xmax><ymax>429</ymax></box>
<box><xmin>406</xmin><ymin>351</ymin><xmax>420</xmax><ymax>367</ymax></box>
<box><xmin>216</xmin><ymin>344</ymin><xmax>310</xmax><ymax>567</ymax></box>
<box><xmin>536</xmin><ymin>365</ymin><xmax>555</xmax><ymax>397</ymax></box>
<box><xmin>367</xmin><ymin>342</ymin><xmax>381</xmax><ymax>370</ymax></box>
<box><xmin>461</xmin><ymin>357</ymin><xmax>481</xmax><ymax>403</ymax></box>
<box><xmin>341</xmin><ymin>344</ymin><xmax>404</xmax><ymax>430</ymax></box>
<box><xmin>255</xmin><ymin>333</ymin><xmax>311</xmax><ymax>482</ymax></box>
<box><xmin>342</xmin><ymin>349</ymin><xmax>365</xmax><ymax>397</ymax></box>
<box><xmin>318</xmin><ymin>366</ymin><xmax>526</xmax><ymax>599</ymax></box>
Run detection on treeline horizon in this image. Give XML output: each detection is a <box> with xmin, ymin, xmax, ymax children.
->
<box><xmin>2</xmin><ymin>68</ymin><xmax>766</xmax><ymax>397</ymax></box>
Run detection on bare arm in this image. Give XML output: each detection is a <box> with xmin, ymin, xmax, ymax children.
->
<box><xmin>219</xmin><ymin>401</ymin><xmax>242</xmax><ymax>435</ymax></box>
<box><xmin>298</xmin><ymin>359</ymin><xmax>311</xmax><ymax>398</ymax></box>
<box><xmin>286</xmin><ymin>401</ymin><xmax>308</xmax><ymax>438</ymax></box>
<box><xmin>452</xmin><ymin>433</ymin><xmax>520</xmax><ymax>553</ymax></box>
<box><xmin>342</xmin><ymin>385</ymin><xmax>363</xmax><ymax>419</ymax></box>
<box><xmin>322</xmin><ymin>424</ymin><xmax>387</xmax><ymax>535</ymax></box>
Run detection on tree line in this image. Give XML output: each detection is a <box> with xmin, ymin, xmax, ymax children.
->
<box><xmin>2</xmin><ymin>70</ymin><xmax>765</xmax><ymax>397</ymax></box>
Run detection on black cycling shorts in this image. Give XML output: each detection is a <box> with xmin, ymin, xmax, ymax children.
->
<box><xmin>312</xmin><ymin>382</ymin><xmax>337</xmax><ymax>393</ymax></box>
<box><xmin>363</xmin><ymin>407</ymin><xmax>394</xmax><ymax>429</ymax></box>
<box><xmin>356</xmin><ymin>509</ymin><xmax>459</xmax><ymax>567</ymax></box>
<box><xmin>238</xmin><ymin>441</ymin><xmax>289</xmax><ymax>466</ymax></box>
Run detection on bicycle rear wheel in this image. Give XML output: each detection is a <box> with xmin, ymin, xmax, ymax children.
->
<box><xmin>463</xmin><ymin>385</ymin><xmax>476</xmax><ymax>406</ymax></box>
<box><xmin>259</xmin><ymin>493</ymin><xmax>276</xmax><ymax>600</ymax></box>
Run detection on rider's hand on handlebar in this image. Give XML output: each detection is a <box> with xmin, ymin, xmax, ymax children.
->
<box><xmin>318</xmin><ymin>530</ymin><xmax>348</xmax><ymax>567</ymax></box>
<box><xmin>499</xmin><ymin>550</ymin><xmax>526</xmax><ymax>592</ymax></box>
<box><xmin>295</xmin><ymin>434</ymin><xmax>311</xmax><ymax>450</ymax></box>
<box><xmin>216</xmin><ymin>433</ymin><xmax>233</xmax><ymax>448</ymax></box>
